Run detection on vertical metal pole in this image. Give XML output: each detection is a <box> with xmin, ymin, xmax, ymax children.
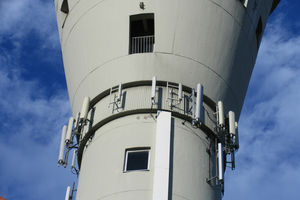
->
<box><xmin>192</xmin><ymin>88</ymin><xmax>195</xmax><ymax>125</ymax></box>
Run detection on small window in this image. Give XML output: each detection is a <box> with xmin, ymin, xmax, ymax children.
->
<box><xmin>124</xmin><ymin>148</ymin><xmax>150</xmax><ymax>172</ymax></box>
<box><xmin>129</xmin><ymin>14</ymin><xmax>155</xmax><ymax>54</ymax></box>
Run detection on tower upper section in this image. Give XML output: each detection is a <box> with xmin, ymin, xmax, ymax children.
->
<box><xmin>55</xmin><ymin>0</ymin><xmax>280</xmax><ymax>119</ymax></box>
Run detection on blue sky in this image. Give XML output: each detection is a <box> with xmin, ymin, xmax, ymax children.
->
<box><xmin>0</xmin><ymin>0</ymin><xmax>299</xmax><ymax>200</ymax></box>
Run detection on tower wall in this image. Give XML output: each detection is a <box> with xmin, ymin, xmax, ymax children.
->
<box><xmin>54</xmin><ymin>0</ymin><xmax>280</xmax><ymax>199</ymax></box>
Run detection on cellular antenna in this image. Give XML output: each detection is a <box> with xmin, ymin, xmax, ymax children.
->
<box><xmin>80</xmin><ymin>97</ymin><xmax>90</xmax><ymax>121</ymax></box>
<box><xmin>151</xmin><ymin>76</ymin><xmax>157</xmax><ymax>104</ymax></box>
<box><xmin>65</xmin><ymin>186</ymin><xmax>71</xmax><ymax>200</ymax></box>
<box><xmin>218</xmin><ymin>143</ymin><xmax>224</xmax><ymax>183</ymax></box>
<box><xmin>65</xmin><ymin>117</ymin><xmax>74</xmax><ymax>144</ymax></box>
<box><xmin>178</xmin><ymin>83</ymin><xmax>183</xmax><ymax>101</ymax></box>
<box><xmin>217</xmin><ymin>101</ymin><xmax>224</xmax><ymax>127</ymax></box>
<box><xmin>229</xmin><ymin>111</ymin><xmax>236</xmax><ymax>136</ymax></box>
<box><xmin>195</xmin><ymin>83</ymin><xmax>204</xmax><ymax>123</ymax></box>
<box><xmin>73</xmin><ymin>112</ymin><xmax>80</xmax><ymax>131</ymax></box>
<box><xmin>58</xmin><ymin>125</ymin><xmax>67</xmax><ymax>166</ymax></box>
<box><xmin>71</xmin><ymin>149</ymin><xmax>79</xmax><ymax>174</ymax></box>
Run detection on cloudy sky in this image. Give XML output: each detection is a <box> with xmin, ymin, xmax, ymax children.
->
<box><xmin>0</xmin><ymin>0</ymin><xmax>299</xmax><ymax>200</ymax></box>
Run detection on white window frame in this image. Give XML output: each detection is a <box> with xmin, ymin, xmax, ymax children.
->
<box><xmin>123</xmin><ymin>148</ymin><xmax>150</xmax><ymax>172</ymax></box>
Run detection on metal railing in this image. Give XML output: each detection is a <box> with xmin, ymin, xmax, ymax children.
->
<box><xmin>131</xmin><ymin>35</ymin><xmax>155</xmax><ymax>54</ymax></box>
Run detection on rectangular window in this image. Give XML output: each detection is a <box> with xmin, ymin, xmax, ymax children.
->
<box><xmin>124</xmin><ymin>148</ymin><xmax>150</xmax><ymax>172</ymax></box>
<box><xmin>129</xmin><ymin>14</ymin><xmax>155</xmax><ymax>54</ymax></box>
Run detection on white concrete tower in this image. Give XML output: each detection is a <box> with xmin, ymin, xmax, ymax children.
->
<box><xmin>55</xmin><ymin>0</ymin><xmax>281</xmax><ymax>199</ymax></box>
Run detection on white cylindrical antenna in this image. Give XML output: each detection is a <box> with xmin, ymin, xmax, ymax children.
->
<box><xmin>117</xmin><ymin>83</ymin><xmax>122</xmax><ymax>101</ymax></box>
<box><xmin>195</xmin><ymin>83</ymin><xmax>204</xmax><ymax>122</ymax></box>
<box><xmin>80</xmin><ymin>97</ymin><xmax>90</xmax><ymax>120</ymax></box>
<box><xmin>229</xmin><ymin>111</ymin><xmax>236</xmax><ymax>135</ymax></box>
<box><xmin>218</xmin><ymin>101</ymin><xmax>224</xmax><ymax>127</ymax></box>
<box><xmin>178</xmin><ymin>83</ymin><xmax>183</xmax><ymax>101</ymax></box>
<box><xmin>235</xmin><ymin>124</ymin><xmax>239</xmax><ymax>149</ymax></box>
<box><xmin>151</xmin><ymin>76</ymin><xmax>157</xmax><ymax>101</ymax></box>
<box><xmin>74</xmin><ymin>112</ymin><xmax>80</xmax><ymax>130</ymax></box>
<box><xmin>218</xmin><ymin>143</ymin><xmax>224</xmax><ymax>182</ymax></box>
<box><xmin>65</xmin><ymin>117</ymin><xmax>74</xmax><ymax>144</ymax></box>
<box><xmin>71</xmin><ymin>149</ymin><xmax>77</xmax><ymax>169</ymax></box>
<box><xmin>58</xmin><ymin>125</ymin><xmax>68</xmax><ymax>166</ymax></box>
<box><xmin>65</xmin><ymin>186</ymin><xmax>71</xmax><ymax>200</ymax></box>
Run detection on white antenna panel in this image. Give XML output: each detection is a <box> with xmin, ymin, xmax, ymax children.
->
<box><xmin>195</xmin><ymin>83</ymin><xmax>204</xmax><ymax>122</ymax></box>
<box><xmin>178</xmin><ymin>83</ymin><xmax>183</xmax><ymax>101</ymax></box>
<box><xmin>218</xmin><ymin>101</ymin><xmax>224</xmax><ymax>127</ymax></box>
<box><xmin>229</xmin><ymin>111</ymin><xmax>236</xmax><ymax>135</ymax></box>
<box><xmin>218</xmin><ymin>143</ymin><xmax>224</xmax><ymax>182</ymax></box>
<box><xmin>151</xmin><ymin>76</ymin><xmax>157</xmax><ymax>100</ymax></box>
<box><xmin>66</xmin><ymin>117</ymin><xmax>74</xmax><ymax>143</ymax></box>
<box><xmin>74</xmin><ymin>112</ymin><xmax>80</xmax><ymax>130</ymax></box>
<box><xmin>80</xmin><ymin>97</ymin><xmax>90</xmax><ymax>120</ymax></box>
<box><xmin>65</xmin><ymin>186</ymin><xmax>71</xmax><ymax>200</ymax></box>
<box><xmin>71</xmin><ymin>149</ymin><xmax>77</xmax><ymax>169</ymax></box>
<box><xmin>117</xmin><ymin>83</ymin><xmax>122</xmax><ymax>101</ymax></box>
<box><xmin>58</xmin><ymin>125</ymin><xmax>68</xmax><ymax>166</ymax></box>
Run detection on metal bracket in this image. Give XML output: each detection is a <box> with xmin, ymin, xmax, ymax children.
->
<box><xmin>206</xmin><ymin>148</ymin><xmax>211</xmax><ymax>155</ymax></box>
<box><xmin>206</xmin><ymin>176</ymin><xmax>219</xmax><ymax>184</ymax></box>
<box><xmin>166</xmin><ymin>82</ymin><xmax>182</xmax><ymax>108</ymax></box>
<box><xmin>69</xmin><ymin>182</ymin><xmax>77</xmax><ymax>200</ymax></box>
<box><xmin>108</xmin><ymin>84</ymin><xmax>122</xmax><ymax>108</ymax></box>
<box><xmin>186</xmin><ymin>88</ymin><xmax>200</xmax><ymax>126</ymax></box>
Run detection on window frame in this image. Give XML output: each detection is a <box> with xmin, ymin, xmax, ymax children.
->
<box><xmin>123</xmin><ymin>148</ymin><xmax>151</xmax><ymax>172</ymax></box>
<box><xmin>129</xmin><ymin>13</ymin><xmax>155</xmax><ymax>54</ymax></box>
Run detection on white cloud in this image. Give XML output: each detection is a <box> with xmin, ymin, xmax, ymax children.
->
<box><xmin>0</xmin><ymin>0</ymin><xmax>60</xmax><ymax>55</ymax></box>
<box><xmin>0</xmin><ymin>1</ymin><xmax>76</xmax><ymax>195</ymax></box>
<box><xmin>0</xmin><ymin>63</ymin><xmax>77</xmax><ymax>200</ymax></box>
<box><xmin>224</xmin><ymin>9</ymin><xmax>300</xmax><ymax>200</ymax></box>
<box><xmin>0</xmin><ymin>0</ymin><xmax>56</xmax><ymax>37</ymax></box>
